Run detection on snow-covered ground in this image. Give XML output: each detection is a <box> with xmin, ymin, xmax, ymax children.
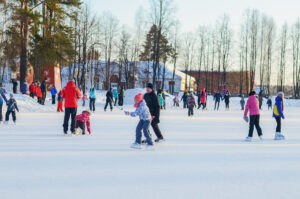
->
<box><xmin>0</xmin><ymin>91</ymin><xmax>300</xmax><ymax>199</ymax></box>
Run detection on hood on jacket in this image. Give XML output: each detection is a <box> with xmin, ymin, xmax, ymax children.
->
<box><xmin>202</xmin><ymin>88</ymin><xmax>206</xmax><ymax>92</ymax></box>
<box><xmin>66</xmin><ymin>81</ymin><xmax>76</xmax><ymax>88</ymax></box>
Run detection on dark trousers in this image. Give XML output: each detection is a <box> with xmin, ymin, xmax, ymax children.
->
<box><xmin>183</xmin><ymin>101</ymin><xmax>187</xmax><ymax>108</ymax></box>
<box><xmin>76</xmin><ymin>120</ymin><xmax>86</xmax><ymax>134</ymax></box>
<box><xmin>225</xmin><ymin>102</ymin><xmax>229</xmax><ymax>109</ymax></box>
<box><xmin>114</xmin><ymin>98</ymin><xmax>118</xmax><ymax>106</ymax></box>
<box><xmin>104</xmin><ymin>100</ymin><xmax>113</xmax><ymax>111</ymax></box>
<box><xmin>151</xmin><ymin>120</ymin><xmax>163</xmax><ymax>139</ymax></box>
<box><xmin>90</xmin><ymin>98</ymin><xmax>95</xmax><ymax>111</ymax></box>
<box><xmin>63</xmin><ymin>108</ymin><xmax>77</xmax><ymax>133</ymax></box>
<box><xmin>214</xmin><ymin>101</ymin><xmax>220</xmax><ymax>110</ymax></box>
<box><xmin>5</xmin><ymin>110</ymin><xmax>16</xmax><ymax>122</ymax></box>
<box><xmin>30</xmin><ymin>93</ymin><xmax>35</xmax><ymax>99</ymax></box>
<box><xmin>241</xmin><ymin>104</ymin><xmax>245</xmax><ymax>110</ymax></box>
<box><xmin>188</xmin><ymin>106</ymin><xmax>194</xmax><ymax>116</ymax></box>
<box><xmin>52</xmin><ymin>95</ymin><xmax>56</xmax><ymax>104</ymax></box>
<box><xmin>37</xmin><ymin>97</ymin><xmax>42</xmax><ymax>104</ymax></box>
<box><xmin>268</xmin><ymin>105</ymin><xmax>272</xmax><ymax>110</ymax></box>
<box><xmin>41</xmin><ymin>92</ymin><xmax>46</xmax><ymax>105</ymax></box>
<box><xmin>0</xmin><ymin>104</ymin><xmax>3</xmax><ymax>121</ymax></box>
<box><xmin>136</xmin><ymin>120</ymin><xmax>152</xmax><ymax>145</ymax></box>
<box><xmin>118</xmin><ymin>97</ymin><xmax>123</xmax><ymax>106</ymax></box>
<box><xmin>275</xmin><ymin>117</ymin><xmax>281</xmax><ymax>132</ymax></box>
<box><xmin>248</xmin><ymin>115</ymin><xmax>263</xmax><ymax>137</ymax></box>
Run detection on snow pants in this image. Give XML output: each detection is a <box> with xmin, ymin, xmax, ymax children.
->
<box><xmin>57</xmin><ymin>101</ymin><xmax>63</xmax><ymax>112</ymax></box>
<box><xmin>89</xmin><ymin>98</ymin><xmax>95</xmax><ymax>111</ymax></box>
<box><xmin>52</xmin><ymin>95</ymin><xmax>56</xmax><ymax>104</ymax></box>
<box><xmin>188</xmin><ymin>106</ymin><xmax>194</xmax><ymax>116</ymax></box>
<box><xmin>75</xmin><ymin>120</ymin><xmax>86</xmax><ymax>135</ymax></box>
<box><xmin>248</xmin><ymin>115</ymin><xmax>263</xmax><ymax>137</ymax></box>
<box><xmin>275</xmin><ymin>117</ymin><xmax>281</xmax><ymax>133</ymax></box>
<box><xmin>5</xmin><ymin>110</ymin><xmax>16</xmax><ymax>122</ymax></box>
<box><xmin>63</xmin><ymin>108</ymin><xmax>77</xmax><ymax>133</ymax></box>
<box><xmin>136</xmin><ymin>119</ymin><xmax>153</xmax><ymax>145</ymax></box>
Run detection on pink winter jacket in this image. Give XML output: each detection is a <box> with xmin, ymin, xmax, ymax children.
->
<box><xmin>201</xmin><ymin>88</ymin><xmax>206</xmax><ymax>103</ymax></box>
<box><xmin>244</xmin><ymin>95</ymin><xmax>260</xmax><ymax>116</ymax></box>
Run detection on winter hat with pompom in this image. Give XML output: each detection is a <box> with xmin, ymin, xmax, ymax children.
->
<box><xmin>134</xmin><ymin>93</ymin><xmax>143</xmax><ymax>107</ymax></box>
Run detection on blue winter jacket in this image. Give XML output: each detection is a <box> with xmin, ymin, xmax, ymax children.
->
<box><xmin>130</xmin><ymin>101</ymin><xmax>151</xmax><ymax>120</ymax></box>
<box><xmin>7</xmin><ymin>99</ymin><xmax>19</xmax><ymax>112</ymax></box>
<box><xmin>21</xmin><ymin>84</ymin><xmax>27</xmax><ymax>94</ymax></box>
<box><xmin>51</xmin><ymin>86</ymin><xmax>57</xmax><ymax>96</ymax></box>
<box><xmin>0</xmin><ymin>89</ymin><xmax>7</xmax><ymax>105</ymax></box>
<box><xmin>273</xmin><ymin>96</ymin><xmax>284</xmax><ymax>118</ymax></box>
<box><xmin>89</xmin><ymin>88</ymin><xmax>96</xmax><ymax>99</ymax></box>
<box><xmin>214</xmin><ymin>93</ymin><xmax>222</xmax><ymax>102</ymax></box>
<box><xmin>113</xmin><ymin>89</ymin><xmax>118</xmax><ymax>99</ymax></box>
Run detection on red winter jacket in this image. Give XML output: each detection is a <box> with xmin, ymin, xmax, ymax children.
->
<box><xmin>61</xmin><ymin>81</ymin><xmax>81</xmax><ymax>108</ymax></box>
<box><xmin>201</xmin><ymin>88</ymin><xmax>207</xmax><ymax>103</ymax></box>
<box><xmin>76</xmin><ymin>111</ymin><xmax>91</xmax><ymax>134</ymax></box>
<box><xmin>29</xmin><ymin>84</ymin><xmax>36</xmax><ymax>93</ymax></box>
<box><xmin>36</xmin><ymin>87</ymin><xmax>42</xmax><ymax>97</ymax></box>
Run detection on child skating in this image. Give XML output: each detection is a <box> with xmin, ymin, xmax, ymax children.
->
<box><xmin>57</xmin><ymin>90</ymin><xmax>63</xmax><ymax>112</ymax></box>
<box><xmin>125</xmin><ymin>93</ymin><xmax>153</xmax><ymax>150</ymax></box>
<box><xmin>273</xmin><ymin>92</ymin><xmax>285</xmax><ymax>140</ymax></box>
<box><xmin>75</xmin><ymin>110</ymin><xmax>92</xmax><ymax>135</ymax></box>
<box><xmin>267</xmin><ymin>97</ymin><xmax>272</xmax><ymax>110</ymax></box>
<box><xmin>240</xmin><ymin>95</ymin><xmax>245</xmax><ymax>110</ymax></box>
<box><xmin>243</xmin><ymin>91</ymin><xmax>263</xmax><ymax>142</ymax></box>
<box><xmin>187</xmin><ymin>92</ymin><xmax>195</xmax><ymax>117</ymax></box>
<box><xmin>4</xmin><ymin>94</ymin><xmax>19</xmax><ymax>125</ymax></box>
<box><xmin>82</xmin><ymin>92</ymin><xmax>88</xmax><ymax>107</ymax></box>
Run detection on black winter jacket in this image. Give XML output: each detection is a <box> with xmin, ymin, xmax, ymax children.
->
<box><xmin>106</xmin><ymin>91</ymin><xmax>113</xmax><ymax>102</ymax></box>
<box><xmin>144</xmin><ymin>91</ymin><xmax>160</xmax><ymax>123</ymax></box>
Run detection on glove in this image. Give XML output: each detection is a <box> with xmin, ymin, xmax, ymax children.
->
<box><xmin>282</xmin><ymin>115</ymin><xmax>285</xmax><ymax>120</ymax></box>
<box><xmin>243</xmin><ymin>116</ymin><xmax>249</xmax><ymax>123</ymax></box>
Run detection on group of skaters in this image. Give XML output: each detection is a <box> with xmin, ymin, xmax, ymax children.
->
<box><xmin>103</xmin><ymin>87</ymin><xmax>125</xmax><ymax>111</ymax></box>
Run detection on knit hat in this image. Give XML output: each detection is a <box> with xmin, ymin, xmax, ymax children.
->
<box><xmin>278</xmin><ymin>92</ymin><xmax>284</xmax><ymax>98</ymax></box>
<box><xmin>146</xmin><ymin>83</ymin><xmax>153</xmax><ymax>89</ymax></box>
<box><xmin>134</xmin><ymin>93</ymin><xmax>143</xmax><ymax>107</ymax></box>
<box><xmin>82</xmin><ymin>110</ymin><xmax>90</xmax><ymax>115</ymax></box>
<box><xmin>10</xmin><ymin>94</ymin><xmax>14</xmax><ymax>98</ymax></box>
<box><xmin>249</xmin><ymin>91</ymin><xmax>256</xmax><ymax>96</ymax></box>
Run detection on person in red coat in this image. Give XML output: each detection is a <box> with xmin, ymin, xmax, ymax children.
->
<box><xmin>75</xmin><ymin>110</ymin><xmax>91</xmax><ymax>135</ymax></box>
<box><xmin>29</xmin><ymin>83</ymin><xmax>37</xmax><ymax>99</ymax></box>
<box><xmin>36</xmin><ymin>84</ymin><xmax>42</xmax><ymax>104</ymax></box>
<box><xmin>61</xmin><ymin>80</ymin><xmax>81</xmax><ymax>135</ymax></box>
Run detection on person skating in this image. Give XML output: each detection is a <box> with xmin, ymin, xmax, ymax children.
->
<box><xmin>158</xmin><ymin>91</ymin><xmax>164</xmax><ymax>109</ymax></box>
<box><xmin>118</xmin><ymin>86</ymin><xmax>124</xmax><ymax>107</ymax></box>
<box><xmin>51</xmin><ymin>86</ymin><xmax>57</xmax><ymax>104</ymax></box>
<box><xmin>82</xmin><ymin>92</ymin><xmax>88</xmax><ymax>107</ymax></box>
<box><xmin>144</xmin><ymin>83</ymin><xmax>164</xmax><ymax>142</ymax></box>
<box><xmin>75</xmin><ymin>110</ymin><xmax>92</xmax><ymax>135</ymax></box>
<box><xmin>4</xmin><ymin>94</ymin><xmax>19</xmax><ymax>125</ymax></box>
<box><xmin>200</xmin><ymin>88</ymin><xmax>207</xmax><ymax>110</ymax></box>
<box><xmin>243</xmin><ymin>91</ymin><xmax>263</xmax><ymax>142</ymax></box>
<box><xmin>240</xmin><ymin>95</ymin><xmax>245</xmax><ymax>110</ymax></box>
<box><xmin>267</xmin><ymin>97</ymin><xmax>272</xmax><ymax>110</ymax></box>
<box><xmin>29</xmin><ymin>82</ymin><xmax>36</xmax><ymax>99</ymax></box>
<box><xmin>214</xmin><ymin>91</ymin><xmax>222</xmax><ymax>110</ymax></box>
<box><xmin>12</xmin><ymin>79</ymin><xmax>18</xmax><ymax>94</ymax></box>
<box><xmin>113</xmin><ymin>88</ymin><xmax>118</xmax><ymax>106</ymax></box>
<box><xmin>125</xmin><ymin>93</ymin><xmax>153</xmax><ymax>149</ymax></box>
<box><xmin>0</xmin><ymin>88</ymin><xmax>8</xmax><ymax>124</ymax></box>
<box><xmin>89</xmin><ymin>86</ymin><xmax>96</xmax><ymax>112</ymax></box>
<box><xmin>104</xmin><ymin>88</ymin><xmax>113</xmax><ymax>112</ymax></box>
<box><xmin>273</xmin><ymin>92</ymin><xmax>285</xmax><ymax>140</ymax></box>
<box><xmin>40</xmin><ymin>79</ymin><xmax>47</xmax><ymax>105</ymax></box>
<box><xmin>187</xmin><ymin>91</ymin><xmax>196</xmax><ymax>117</ymax></box>
<box><xmin>57</xmin><ymin>90</ymin><xmax>63</xmax><ymax>112</ymax></box>
<box><xmin>36</xmin><ymin>84</ymin><xmax>42</xmax><ymax>104</ymax></box>
<box><xmin>223</xmin><ymin>91</ymin><xmax>230</xmax><ymax>110</ymax></box>
<box><xmin>258</xmin><ymin>90</ymin><xmax>263</xmax><ymax>110</ymax></box>
<box><xmin>162</xmin><ymin>90</ymin><xmax>166</xmax><ymax>109</ymax></box>
<box><xmin>173</xmin><ymin>93</ymin><xmax>179</xmax><ymax>107</ymax></box>
<box><xmin>181</xmin><ymin>90</ymin><xmax>188</xmax><ymax>108</ymax></box>
<box><xmin>61</xmin><ymin>80</ymin><xmax>81</xmax><ymax>135</ymax></box>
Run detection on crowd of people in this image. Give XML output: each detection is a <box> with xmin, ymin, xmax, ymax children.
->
<box><xmin>0</xmin><ymin>78</ymin><xmax>287</xmax><ymax>148</ymax></box>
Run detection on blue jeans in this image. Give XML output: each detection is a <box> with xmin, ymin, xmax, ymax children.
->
<box><xmin>136</xmin><ymin>120</ymin><xmax>153</xmax><ymax>145</ymax></box>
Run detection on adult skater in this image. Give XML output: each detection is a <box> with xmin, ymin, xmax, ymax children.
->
<box><xmin>144</xmin><ymin>83</ymin><xmax>164</xmax><ymax>142</ymax></box>
<box><xmin>104</xmin><ymin>88</ymin><xmax>113</xmax><ymax>112</ymax></box>
<box><xmin>29</xmin><ymin>82</ymin><xmax>36</xmax><ymax>99</ymax></box>
<box><xmin>200</xmin><ymin>88</ymin><xmax>206</xmax><ymax>110</ymax></box>
<box><xmin>187</xmin><ymin>91</ymin><xmax>195</xmax><ymax>117</ymax></box>
<box><xmin>61</xmin><ymin>80</ymin><xmax>81</xmax><ymax>135</ymax></box>
<box><xmin>243</xmin><ymin>91</ymin><xmax>263</xmax><ymax>142</ymax></box>
<box><xmin>197</xmin><ymin>90</ymin><xmax>201</xmax><ymax>109</ymax></box>
<box><xmin>118</xmin><ymin>86</ymin><xmax>124</xmax><ymax>107</ymax></box>
<box><xmin>258</xmin><ymin>90</ymin><xmax>263</xmax><ymax>110</ymax></box>
<box><xmin>89</xmin><ymin>86</ymin><xmax>96</xmax><ymax>112</ymax></box>
<box><xmin>0</xmin><ymin>88</ymin><xmax>7</xmax><ymax>124</ymax></box>
<box><xmin>51</xmin><ymin>86</ymin><xmax>57</xmax><ymax>104</ymax></box>
<box><xmin>113</xmin><ymin>88</ymin><xmax>118</xmax><ymax>106</ymax></box>
<box><xmin>40</xmin><ymin>79</ymin><xmax>47</xmax><ymax>105</ymax></box>
<box><xmin>181</xmin><ymin>90</ymin><xmax>188</xmax><ymax>108</ymax></box>
<box><xmin>214</xmin><ymin>91</ymin><xmax>222</xmax><ymax>110</ymax></box>
<box><xmin>12</xmin><ymin>79</ymin><xmax>18</xmax><ymax>94</ymax></box>
<box><xmin>240</xmin><ymin>95</ymin><xmax>245</xmax><ymax>110</ymax></box>
<box><xmin>273</xmin><ymin>92</ymin><xmax>285</xmax><ymax>140</ymax></box>
<box><xmin>223</xmin><ymin>91</ymin><xmax>230</xmax><ymax>110</ymax></box>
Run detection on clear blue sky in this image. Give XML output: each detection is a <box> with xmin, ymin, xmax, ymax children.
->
<box><xmin>85</xmin><ymin>0</ymin><xmax>300</xmax><ymax>31</ymax></box>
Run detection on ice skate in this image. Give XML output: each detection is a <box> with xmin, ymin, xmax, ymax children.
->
<box><xmin>144</xmin><ymin>144</ymin><xmax>154</xmax><ymax>151</ymax></box>
<box><xmin>3</xmin><ymin>121</ymin><xmax>8</xmax><ymax>125</ymax></box>
<box><xmin>130</xmin><ymin>142</ymin><xmax>142</xmax><ymax>149</ymax></box>
<box><xmin>155</xmin><ymin>138</ymin><xmax>165</xmax><ymax>143</ymax></box>
<box><xmin>245</xmin><ymin>137</ymin><xmax>252</xmax><ymax>142</ymax></box>
<box><xmin>274</xmin><ymin>132</ymin><xmax>285</xmax><ymax>140</ymax></box>
<box><xmin>259</xmin><ymin>135</ymin><xmax>263</xmax><ymax>141</ymax></box>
